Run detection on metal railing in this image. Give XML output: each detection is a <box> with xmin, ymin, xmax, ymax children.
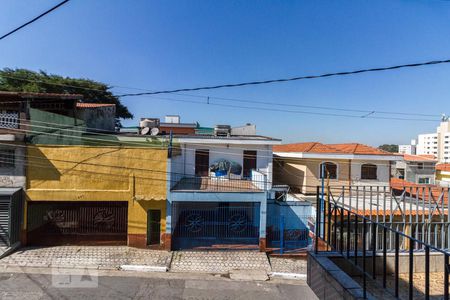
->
<box><xmin>170</xmin><ymin>171</ymin><xmax>268</xmax><ymax>192</ymax></box>
<box><xmin>0</xmin><ymin>111</ymin><xmax>19</xmax><ymax>129</ymax></box>
<box><xmin>315</xmin><ymin>186</ymin><xmax>450</xmax><ymax>299</ymax></box>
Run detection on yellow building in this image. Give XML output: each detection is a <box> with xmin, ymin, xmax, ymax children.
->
<box><xmin>436</xmin><ymin>164</ymin><xmax>450</xmax><ymax>187</ymax></box>
<box><xmin>25</xmin><ymin>143</ymin><xmax>170</xmax><ymax>249</ymax></box>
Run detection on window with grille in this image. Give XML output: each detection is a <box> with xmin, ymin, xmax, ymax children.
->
<box><xmin>0</xmin><ymin>149</ymin><xmax>15</xmax><ymax>168</ymax></box>
<box><xmin>361</xmin><ymin>164</ymin><xmax>377</xmax><ymax>180</ymax></box>
<box><xmin>0</xmin><ymin>111</ymin><xmax>19</xmax><ymax>129</ymax></box>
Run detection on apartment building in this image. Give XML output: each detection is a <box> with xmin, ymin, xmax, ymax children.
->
<box><xmin>416</xmin><ymin>117</ymin><xmax>450</xmax><ymax>163</ymax></box>
<box><xmin>398</xmin><ymin>139</ymin><xmax>416</xmax><ymax>155</ymax></box>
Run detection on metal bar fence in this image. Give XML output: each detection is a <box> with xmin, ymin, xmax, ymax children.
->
<box><xmin>315</xmin><ymin>190</ymin><xmax>450</xmax><ymax>300</ymax></box>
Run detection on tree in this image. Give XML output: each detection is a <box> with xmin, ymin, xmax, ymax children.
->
<box><xmin>0</xmin><ymin>68</ymin><xmax>133</xmax><ymax>123</ymax></box>
<box><xmin>378</xmin><ymin>144</ymin><xmax>399</xmax><ymax>153</ymax></box>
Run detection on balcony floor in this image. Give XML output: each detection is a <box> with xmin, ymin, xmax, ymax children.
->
<box><xmin>171</xmin><ymin>176</ymin><xmax>262</xmax><ymax>192</ymax></box>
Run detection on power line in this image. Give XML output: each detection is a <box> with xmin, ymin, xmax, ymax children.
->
<box><xmin>0</xmin><ymin>74</ymin><xmax>442</xmax><ymax>119</ymax></box>
<box><xmin>133</xmin><ymin>94</ymin><xmax>439</xmax><ymax>122</ymax></box>
<box><xmin>0</xmin><ymin>0</ymin><xmax>70</xmax><ymax>41</ymax></box>
<box><xmin>116</xmin><ymin>58</ymin><xmax>450</xmax><ymax>96</ymax></box>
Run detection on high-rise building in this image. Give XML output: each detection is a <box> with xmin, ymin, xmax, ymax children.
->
<box><xmin>399</xmin><ymin>139</ymin><xmax>416</xmax><ymax>155</ymax></box>
<box><xmin>416</xmin><ymin>116</ymin><xmax>450</xmax><ymax>163</ymax></box>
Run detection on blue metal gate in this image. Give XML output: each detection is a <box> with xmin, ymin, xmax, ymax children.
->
<box><xmin>172</xmin><ymin>202</ymin><xmax>260</xmax><ymax>249</ymax></box>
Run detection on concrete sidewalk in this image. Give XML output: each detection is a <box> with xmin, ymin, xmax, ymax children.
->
<box><xmin>170</xmin><ymin>250</ymin><xmax>271</xmax><ymax>274</ymax></box>
<box><xmin>0</xmin><ymin>246</ymin><xmax>308</xmax><ymax>280</ymax></box>
<box><xmin>0</xmin><ymin>246</ymin><xmax>172</xmax><ymax>270</ymax></box>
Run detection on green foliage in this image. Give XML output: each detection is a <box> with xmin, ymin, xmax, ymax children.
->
<box><xmin>0</xmin><ymin>68</ymin><xmax>133</xmax><ymax>120</ymax></box>
<box><xmin>378</xmin><ymin>144</ymin><xmax>399</xmax><ymax>153</ymax></box>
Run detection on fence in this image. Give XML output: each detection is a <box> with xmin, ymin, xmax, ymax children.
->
<box><xmin>322</xmin><ymin>185</ymin><xmax>450</xmax><ymax>250</ymax></box>
<box><xmin>170</xmin><ymin>171</ymin><xmax>268</xmax><ymax>192</ymax></box>
<box><xmin>0</xmin><ymin>111</ymin><xmax>19</xmax><ymax>129</ymax></box>
<box><xmin>316</xmin><ymin>186</ymin><xmax>450</xmax><ymax>299</ymax></box>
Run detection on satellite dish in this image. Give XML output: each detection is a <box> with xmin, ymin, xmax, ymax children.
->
<box><xmin>141</xmin><ymin>127</ymin><xmax>150</xmax><ymax>135</ymax></box>
<box><xmin>150</xmin><ymin>127</ymin><xmax>159</xmax><ymax>136</ymax></box>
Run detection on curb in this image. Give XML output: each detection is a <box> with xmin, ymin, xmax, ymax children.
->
<box><xmin>0</xmin><ymin>242</ymin><xmax>21</xmax><ymax>260</ymax></box>
<box><xmin>269</xmin><ymin>272</ymin><xmax>307</xmax><ymax>280</ymax></box>
<box><xmin>119</xmin><ymin>265</ymin><xmax>168</xmax><ymax>272</ymax></box>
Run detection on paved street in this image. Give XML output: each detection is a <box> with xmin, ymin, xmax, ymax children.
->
<box><xmin>0</xmin><ymin>269</ymin><xmax>317</xmax><ymax>300</ymax></box>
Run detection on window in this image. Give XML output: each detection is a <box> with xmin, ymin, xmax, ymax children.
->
<box><xmin>417</xmin><ymin>163</ymin><xmax>424</xmax><ymax>170</ymax></box>
<box><xmin>361</xmin><ymin>164</ymin><xmax>377</xmax><ymax>180</ymax></box>
<box><xmin>418</xmin><ymin>177</ymin><xmax>430</xmax><ymax>184</ymax></box>
<box><xmin>319</xmin><ymin>162</ymin><xmax>337</xmax><ymax>179</ymax></box>
<box><xmin>0</xmin><ymin>149</ymin><xmax>14</xmax><ymax>168</ymax></box>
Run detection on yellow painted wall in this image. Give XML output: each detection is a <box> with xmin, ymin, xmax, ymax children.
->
<box><xmin>437</xmin><ymin>170</ymin><xmax>450</xmax><ymax>183</ymax></box>
<box><xmin>26</xmin><ymin>145</ymin><xmax>167</xmax><ymax>236</ymax></box>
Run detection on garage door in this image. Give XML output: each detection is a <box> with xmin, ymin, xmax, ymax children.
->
<box><xmin>27</xmin><ymin>201</ymin><xmax>128</xmax><ymax>246</ymax></box>
<box><xmin>172</xmin><ymin>202</ymin><xmax>260</xmax><ymax>250</ymax></box>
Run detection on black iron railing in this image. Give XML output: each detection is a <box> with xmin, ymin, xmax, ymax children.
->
<box><xmin>315</xmin><ymin>186</ymin><xmax>450</xmax><ymax>300</ymax></box>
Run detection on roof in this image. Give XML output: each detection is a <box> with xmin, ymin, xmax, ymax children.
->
<box><xmin>0</xmin><ymin>91</ymin><xmax>83</xmax><ymax>100</ymax></box>
<box><xmin>329</xmin><ymin>143</ymin><xmax>393</xmax><ymax>155</ymax></box>
<box><xmin>76</xmin><ymin>102</ymin><xmax>116</xmax><ymax>108</ymax></box>
<box><xmin>274</xmin><ymin>142</ymin><xmax>393</xmax><ymax>156</ymax></box>
<box><xmin>437</xmin><ymin>164</ymin><xmax>450</xmax><ymax>172</ymax></box>
<box><xmin>403</xmin><ymin>154</ymin><xmax>437</xmax><ymax>162</ymax></box>
<box><xmin>273</xmin><ymin>142</ymin><xmax>342</xmax><ymax>153</ymax></box>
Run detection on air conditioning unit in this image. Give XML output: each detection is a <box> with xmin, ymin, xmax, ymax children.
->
<box><xmin>214</xmin><ymin>125</ymin><xmax>231</xmax><ymax>137</ymax></box>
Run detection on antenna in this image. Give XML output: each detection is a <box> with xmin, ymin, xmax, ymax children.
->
<box><xmin>140</xmin><ymin>127</ymin><xmax>150</xmax><ymax>135</ymax></box>
<box><xmin>150</xmin><ymin>127</ymin><xmax>159</xmax><ymax>136</ymax></box>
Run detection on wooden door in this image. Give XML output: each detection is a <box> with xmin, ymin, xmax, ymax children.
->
<box><xmin>243</xmin><ymin>150</ymin><xmax>257</xmax><ymax>178</ymax></box>
<box><xmin>195</xmin><ymin>149</ymin><xmax>209</xmax><ymax>176</ymax></box>
<box><xmin>147</xmin><ymin>209</ymin><xmax>161</xmax><ymax>245</ymax></box>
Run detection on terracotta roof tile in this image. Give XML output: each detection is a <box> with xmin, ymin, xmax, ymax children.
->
<box><xmin>437</xmin><ymin>164</ymin><xmax>450</xmax><ymax>171</ymax></box>
<box><xmin>273</xmin><ymin>142</ymin><xmax>345</xmax><ymax>153</ymax></box>
<box><xmin>329</xmin><ymin>143</ymin><xmax>393</xmax><ymax>155</ymax></box>
<box><xmin>76</xmin><ymin>103</ymin><xmax>115</xmax><ymax>108</ymax></box>
<box><xmin>274</xmin><ymin>142</ymin><xmax>397</xmax><ymax>156</ymax></box>
<box><xmin>403</xmin><ymin>154</ymin><xmax>437</xmax><ymax>162</ymax></box>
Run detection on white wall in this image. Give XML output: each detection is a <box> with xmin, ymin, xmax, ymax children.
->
<box><xmin>0</xmin><ymin>146</ymin><xmax>26</xmax><ymax>188</ymax></box>
<box><xmin>177</xmin><ymin>143</ymin><xmax>273</xmax><ymax>177</ymax></box>
<box><xmin>350</xmin><ymin>160</ymin><xmax>391</xmax><ymax>186</ymax></box>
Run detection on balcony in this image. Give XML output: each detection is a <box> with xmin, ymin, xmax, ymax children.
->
<box><xmin>170</xmin><ymin>170</ymin><xmax>268</xmax><ymax>193</ymax></box>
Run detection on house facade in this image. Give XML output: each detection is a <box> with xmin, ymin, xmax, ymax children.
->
<box><xmin>436</xmin><ymin>164</ymin><xmax>450</xmax><ymax>187</ymax></box>
<box><xmin>25</xmin><ymin>140</ymin><xmax>169</xmax><ymax>249</ymax></box>
<box><xmin>273</xmin><ymin>142</ymin><xmax>402</xmax><ymax>195</ymax></box>
<box><xmin>166</xmin><ymin>132</ymin><xmax>280</xmax><ymax>250</ymax></box>
<box><xmin>0</xmin><ymin>91</ymin><xmax>85</xmax><ymax>248</ymax></box>
<box><xmin>393</xmin><ymin>154</ymin><xmax>436</xmax><ymax>184</ymax></box>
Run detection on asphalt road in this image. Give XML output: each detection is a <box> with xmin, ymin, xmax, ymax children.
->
<box><xmin>0</xmin><ymin>271</ymin><xmax>318</xmax><ymax>300</ymax></box>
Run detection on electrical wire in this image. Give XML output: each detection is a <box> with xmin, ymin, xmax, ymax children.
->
<box><xmin>116</xmin><ymin>59</ymin><xmax>450</xmax><ymax>96</ymax></box>
<box><xmin>0</xmin><ymin>0</ymin><xmax>70</xmax><ymax>41</ymax></box>
<box><xmin>0</xmin><ymin>73</ymin><xmax>443</xmax><ymax>120</ymax></box>
<box><xmin>0</xmin><ymin>118</ymin><xmax>437</xmax><ymax>169</ymax></box>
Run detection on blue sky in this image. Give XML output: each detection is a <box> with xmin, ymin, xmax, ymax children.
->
<box><xmin>1</xmin><ymin>0</ymin><xmax>450</xmax><ymax>146</ymax></box>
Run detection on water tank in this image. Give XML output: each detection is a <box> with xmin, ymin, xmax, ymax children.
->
<box><xmin>214</xmin><ymin>125</ymin><xmax>231</xmax><ymax>137</ymax></box>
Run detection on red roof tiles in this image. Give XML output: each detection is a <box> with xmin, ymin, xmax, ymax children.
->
<box><xmin>274</xmin><ymin>142</ymin><xmax>395</xmax><ymax>156</ymax></box>
<box><xmin>403</xmin><ymin>154</ymin><xmax>436</xmax><ymax>162</ymax></box>
<box><xmin>437</xmin><ymin>164</ymin><xmax>450</xmax><ymax>172</ymax></box>
<box><xmin>76</xmin><ymin>103</ymin><xmax>115</xmax><ymax>108</ymax></box>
